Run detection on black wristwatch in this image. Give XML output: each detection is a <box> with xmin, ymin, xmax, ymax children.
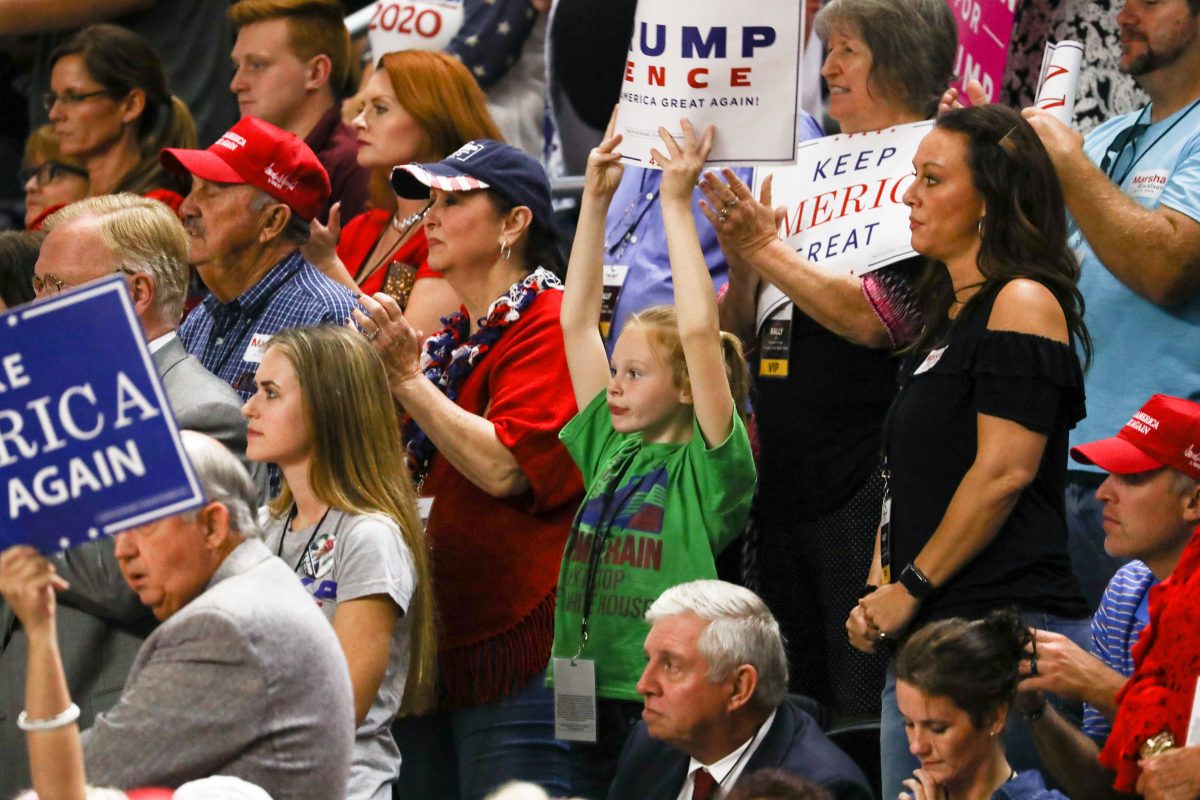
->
<box><xmin>899</xmin><ymin>562</ymin><xmax>934</xmax><ymax>601</ymax></box>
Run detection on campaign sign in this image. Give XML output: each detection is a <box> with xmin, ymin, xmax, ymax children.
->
<box><xmin>1035</xmin><ymin>40</ymin><xmax>1085</xmax><ymax>125</ymax></box>
<box><xmin>948</xmin><ymin>0</ymin><xmax>1017</xmax><ymax>103</ymax></box>
<box><xmin>0</xmin><ymin>276</ymin><xmax>204</xmax><ymax>553</ymax></box>
<box><xmin>366</xmin><ymin>0</ymin><xmax>464</xmax><ymax>57</ymax></box>
<box><xmin>617</xmin><ymin>0</ymin><xmax>803</xmax><ymax>166</ymax></box>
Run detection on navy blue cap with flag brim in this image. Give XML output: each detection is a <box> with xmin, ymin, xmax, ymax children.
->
<box><xmin>390</xmin><ymin>139</ymin><xmax>554</xmax><ymax>231</ymax></box>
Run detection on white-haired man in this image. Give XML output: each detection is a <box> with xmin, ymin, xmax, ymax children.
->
<box><xmin>0</xmin><ymin>194</ymin><xmax>261</xmax><ymax>796</ymax></box>
<box><xmin>0</xmin><ymin>432</ymin><xmax>354</xmax><ymax>797</ymax></box>
<box><xmin>609</xmin><ymin>580</ymin><xmax>871</xmax><ymax>800</ymax></box>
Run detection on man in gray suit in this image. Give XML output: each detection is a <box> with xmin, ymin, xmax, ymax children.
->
<box><xmin>0</xmin><ymin>432</ymin><xmax>354</xmax><ymax>798</ymax></box>
<box><xmin>0</xmin><ymin>195</ymin><xmax>259</xmax><ymax>797</ymax></box>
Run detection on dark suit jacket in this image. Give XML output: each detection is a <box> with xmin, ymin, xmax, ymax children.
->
<box><xmin>0</xmin><ymin>336</ymin><xmax>257</xmax><ymax>795</ymax></box>
<box><xmin>607</xmin><ymin>698</ymin><xmax>872</xmax><ymax>800</ymax></box>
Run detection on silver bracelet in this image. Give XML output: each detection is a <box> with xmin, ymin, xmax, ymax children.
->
<box><xmin>17</xmin><ymin>702</ymin><xmax>80</xmax><ymax>732</ymax></box>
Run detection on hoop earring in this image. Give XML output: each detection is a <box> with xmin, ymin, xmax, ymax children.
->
<box><xmin>500</xmin><ymin>238</ymin><xmax>512</xmax><ymax>261</ymax></box>
<box><xmin>978</xmin><ymin>216</ymin><xmax>985</xmax><ymax>236</ymax></box>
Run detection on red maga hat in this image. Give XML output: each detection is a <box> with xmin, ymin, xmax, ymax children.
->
<box><xmin>160</xmin><ymin>116</ymin><xmax>330</xmax><ymax>222</ymax></box>
<box><xmin>1071</xmin><ymin>394</ymin><xmax>1200</xmax><ymax>481</ymax></box>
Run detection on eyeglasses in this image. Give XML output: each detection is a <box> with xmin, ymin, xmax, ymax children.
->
<box><xmin>41</xmin><ymin>88</ymin><xmax>112</xmax><ymax>111</ymax></box>
<box><xmin>1100</xmin><ymin>120</ymin><xmax>1150</xmax><ymax>178</ymax></box>
<box><xmin>20</xmin><ymin>160</ymin><xmax>88</xmax><ymax>187</ymax></box>
<box><xmin>32</xmin><ymin>268</ymin><xmax>135</xmax><ymax>297</ymax></box>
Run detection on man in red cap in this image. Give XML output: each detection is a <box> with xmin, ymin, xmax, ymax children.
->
<box><xmin>161</xmin><ymin>116</ymin><xmax>359</xmax><ymax>404</ymax></box>
<box><xmin>1012</xmin><ymin>394</ymin><xmax>1200</xmax><ymax>799</ymax></box>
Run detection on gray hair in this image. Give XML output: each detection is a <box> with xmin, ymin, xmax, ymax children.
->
<box><xmin>43</xmin><ymin>194</ymin><xmax>189</xmax><ymax>325</ymax></box>
<box><xmin>815</xmin><ymin>0</ymin><xmax>958</xmax><ymax>119</ymax></box>
<box><xmin>646</xmin><ymin>580</ymin><xmax>788</xmax><ymax>710</ymax></box>
<box><xmin>248</xmin><ymin>188</ymin><xmax>311</xmax><ymax>246</ymax></box>
<box><xmin>181</xmin><ymin>431</ymin><xmax>262</xmax><ymax>538</ymax></box>
<box><xmin>1169</xmin><ymin>468</ymin><xmax>1199</xmax><ymax>497</ymax></box>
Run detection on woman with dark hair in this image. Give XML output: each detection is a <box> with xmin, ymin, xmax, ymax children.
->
<box><xmin>704</xmin><ymin>0</ymin><xmax>958</xmax><ymax>717</ymax></box>
<box><xmin>46</xmin><ymin>24</ymin><xmax>197</xmax><ymax>210</ymax></box>
<box><xmin>894</xmin><ymin>611</ymin><xmax>1067</xmax><ymax>800</ymax></box>
<box><xmin>356</xmin><ymin>140</ymin><xmax>583</xmax><ymax>799</ymax></box>
<box><xmin>844</xmin><ymin>104</ymin><xmax>1090</xmax><ymax>796</ymax></box>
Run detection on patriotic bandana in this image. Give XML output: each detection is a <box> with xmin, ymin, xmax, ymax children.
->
<box><xmin>404</xmin><ymin>267</ymin><xmax>563</xmax><ymax>481</ymax></box>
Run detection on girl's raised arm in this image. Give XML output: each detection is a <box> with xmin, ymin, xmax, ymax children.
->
<box><xmin>652</xmin><ymin>119</ymin><xmax>735</xmax><ymax>447</ymax></box>
<box><xmin>561</xmin><ymin>110</ymin><xmax>625</xmax><ymax>411</ymax></box>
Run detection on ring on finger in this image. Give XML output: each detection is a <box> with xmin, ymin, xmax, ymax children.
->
<box><xmin>727</xmin><ymin>197</ymin><xmax>739</xmax><ymax>208</ymax></box>
<box><xmin>366</xmin><ymin>328</ymin><xmax>379</xmax><ymax>342</ymax></box>
<box><xmin>1029</xmin><ymin>654</ymin><xmax>1038</xmax><ymax>676</ymax></box>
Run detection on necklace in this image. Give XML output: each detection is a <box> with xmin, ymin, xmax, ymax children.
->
<box><xmin>391</xmin><ymin>207</ymin><xmax>426</xmax><ymax>232</ymax></box>
<box><xmin>357</xmin><ymin>204</ymin><xmax>428</xmax><ymax>288</ymax></box>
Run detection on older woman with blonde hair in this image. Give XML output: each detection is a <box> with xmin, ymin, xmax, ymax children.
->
<box><xmin>243</xmin><ymin>325</ymin><xmax>437</xmax><ymax>800</ymax></box>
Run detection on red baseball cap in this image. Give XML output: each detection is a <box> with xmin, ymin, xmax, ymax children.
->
<box><xmin>1071</xmin><ymin>394</ymin><xmax>1200</xmax><ymax>481</ymax></box>
<box><xmin>160</xmin><ymin>116</ymin><xmax>330</xmax><ymax>222</ymax></box>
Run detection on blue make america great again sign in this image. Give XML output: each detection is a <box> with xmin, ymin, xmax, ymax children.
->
<box><xmin>0</xmin><ymin>275</ymin><xmax>204</xmax><ymax>553</ymax></box>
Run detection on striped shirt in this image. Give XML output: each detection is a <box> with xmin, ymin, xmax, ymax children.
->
<box><xmin>180</xmin><ymin>250</ymin><xmax>359</xmax><ymax>401</ymax></box>
<box><xmin>1084</xmin><ymin>560</ymin><xmax>1156</xmax><ymax>741</ymax></box>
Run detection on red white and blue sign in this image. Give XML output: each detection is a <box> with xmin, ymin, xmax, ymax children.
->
<box><xmin>0</xmin><ymin>276</ymin><xmax>205</xmax><ymax>553</ymax></box>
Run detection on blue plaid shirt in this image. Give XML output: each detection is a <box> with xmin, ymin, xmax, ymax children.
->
<box><xmin>180</xmin><ymin>250</ymin><xmax>359</xmax><ymax>401</ymax></box>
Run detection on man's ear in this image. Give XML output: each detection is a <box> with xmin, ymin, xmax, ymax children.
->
<box><xmin>128</xmin><ymin>273</ymin><xmax>155</xmax><ymax>318</ymax></box>
<box><xmin>305</xmin><ymin>53</ymin><xmax>333</xmax><ymax>92</ymax></box>
<box><xmin>198</xmin><ymin>501</ymin><xmax>233</xmax><ymax>550</ymax></box>
<box><xmin>1182</xmin><ymin>480</ymin><xmax>1200</xmax><ymax>523</ymax></box>
<box><xmin>258</xmin><ymin>203</ymin><xmax>291</xmax><ymax>242</ymax></box>
<box><xmin>727</xmin><ymin>664</ymin><xmax>759</xmax><ymax>713</ymax></box>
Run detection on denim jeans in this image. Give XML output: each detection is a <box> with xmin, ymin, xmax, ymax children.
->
<box><xmin>1065</xmin><ymin>472</ymin><xmax>1128</xmax><ymax>611</ymax></box>
<box><xmin>879</xmin><ymin>612</ymin><xmax>1091</xmax><ymax>800</ymax></box>
<box><xmin>392</xmin><ymin>673</ymin><xmax>571</xmax><ymax>800</ymax></box>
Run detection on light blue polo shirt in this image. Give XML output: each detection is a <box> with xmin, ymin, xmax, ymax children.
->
<box><xmin>1070</xmin><ymin>101</ymin><xmax>1200</xmax><ymax>460</ymax></box>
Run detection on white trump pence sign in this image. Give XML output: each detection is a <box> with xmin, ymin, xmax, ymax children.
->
<box><xmin>617</xmin><ymin>0</ymin><xmax>803</xmax><ymax>166</ymax></box>
<box><xmin>755</xmin><ymin>121</ymin><xmax>933</xmax><ymax>329</ymax></box>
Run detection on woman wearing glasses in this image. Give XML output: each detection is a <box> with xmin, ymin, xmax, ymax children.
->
<box><xmin>21</xmin><ymin>125</ymin><xmax>88</xmax><ymax>230</ymax></box>
<box><xmin>46</xmin><ymin>24</ymin><xmax>197</xmax><ymax>212</ymax></box>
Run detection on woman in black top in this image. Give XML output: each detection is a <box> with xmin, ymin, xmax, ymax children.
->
<box><xmin>844</xmin><ymin>105</ymin><xmax>1092</xmax><ymax>797</ymax></box>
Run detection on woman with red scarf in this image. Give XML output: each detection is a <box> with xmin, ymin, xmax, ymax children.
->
<box><xmin>356</xmin><ymin>140</ymin><xmax>583</xmax><ymax>800</ymax></box>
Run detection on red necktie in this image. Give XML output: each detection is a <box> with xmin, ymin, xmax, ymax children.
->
<box><xmin>692</xmin><ymin>767</ymin><xmax>718</xmax><ymax>800</ymax></box>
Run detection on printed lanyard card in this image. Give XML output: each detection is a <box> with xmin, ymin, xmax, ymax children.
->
<box><xmin>758</xmin><ymin>302</ymin><xmax>793</xmax><ymax>378</ymax></box>
<box><xmin>553</xmin><ymin>657</ymin><xmax>598</xmax><ymax>743</ymax></box>
<box><xmin>878</xmin><ymin>494</ymin><xmax>892</xmax><ymax>584</ymax></box>
<box><xmin>599</xmin><ymin>265</ymin><xmax>629</xmax><ymax>339</ymax></box>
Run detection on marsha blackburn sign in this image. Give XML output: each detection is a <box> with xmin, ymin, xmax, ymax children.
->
<box><xmin>0</xmin><ymin>276</ymin><xmax>204</xmax><ymax>553</ymax></box>
<box><xmin>616</xmin><ymin>0</ymin><xmax>804</xmax><ymax>166</ymax></box>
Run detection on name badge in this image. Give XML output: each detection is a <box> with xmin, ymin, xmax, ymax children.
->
<box><xmin>913</xmin><ymin>346</ymin><xmax>947</xmax><ymax>376</ymax></box>
<box><xmin>416</xmin><ymin>496</ymin><xmax>435</xmax><ymax>529</ymax></box>
<box><xmin>878</xmin><ymin>495</ymin><xmax>892</xmax><ymax>584</ymax></box>
<box><xmin>1128</xmin><ymin>169</ymin><xmax>1169</xmax><ymax>202</ymax></box>
<box><xmin>600</xmin><ymin>265</ymin><xmax>629</xmax><ymax>340</ymax></box>
<box><xmin>758</xmin><ymin>303</ymin><xmax>793</xmax><ymax>378</ymax></box>
<box><xmin>553</xmin><ymin>657</ymin><xmax>598</xmax><ymax>743</ymax></box>
<box><xmin>243</xmin><ymin>332</ymin><xmax>273</xmax><ymax>364</ymax></box>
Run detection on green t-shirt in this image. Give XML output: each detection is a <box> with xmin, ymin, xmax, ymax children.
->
<box><xmin>550</xmin><ymin>389</ymin><xmax>756</xmax><ymax>700</ymax></box>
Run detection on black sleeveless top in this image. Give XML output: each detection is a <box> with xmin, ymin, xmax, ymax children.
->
<box><xmin>883</xmin><ymin>281</ymin><xmax>1089</xmax><ymax>626</ymax></box>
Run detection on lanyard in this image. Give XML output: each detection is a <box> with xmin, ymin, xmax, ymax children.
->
<box><xmin>603</xmin><ymin>173</ymin><xmax>660</xmax><ymax>262</ymax></box>
<box><xmin>575</xmin><ymin>450</ymin><xmax>637</xmax><ymax>656</ymax></box>
<box><xmin>279</xmin><ymin>504</ymin><xmax>333</xmax><ymax>576</ymax></box>
<box><xmin>1107</xmin><ymin>99</ymin><xmax>1200</xmax><ymax>186</ymax></box>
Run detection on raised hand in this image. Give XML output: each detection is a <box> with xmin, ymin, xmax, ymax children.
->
<box><xmin>584</xmin><ymin>107</ymin><xmax>625</xmax><ymax>199</ymax></box>
<box><xmin>650</xmin><ymin>118</ymin><xmax>715</xmax><ymax>204</ymax></box>
<box><xmin>0</xmin><ymin>546</ymin><xmax>67</xmax><ymax>635</ymax></box>
<box><xmin>302</xmin><ymin>201</ymin><xmax>343</xmax><ymax>274</ymax></box>
<box><xmin>354</xmin><ymin>292</ymin><xmax>425</xmax><ymax>392</ymax></box>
